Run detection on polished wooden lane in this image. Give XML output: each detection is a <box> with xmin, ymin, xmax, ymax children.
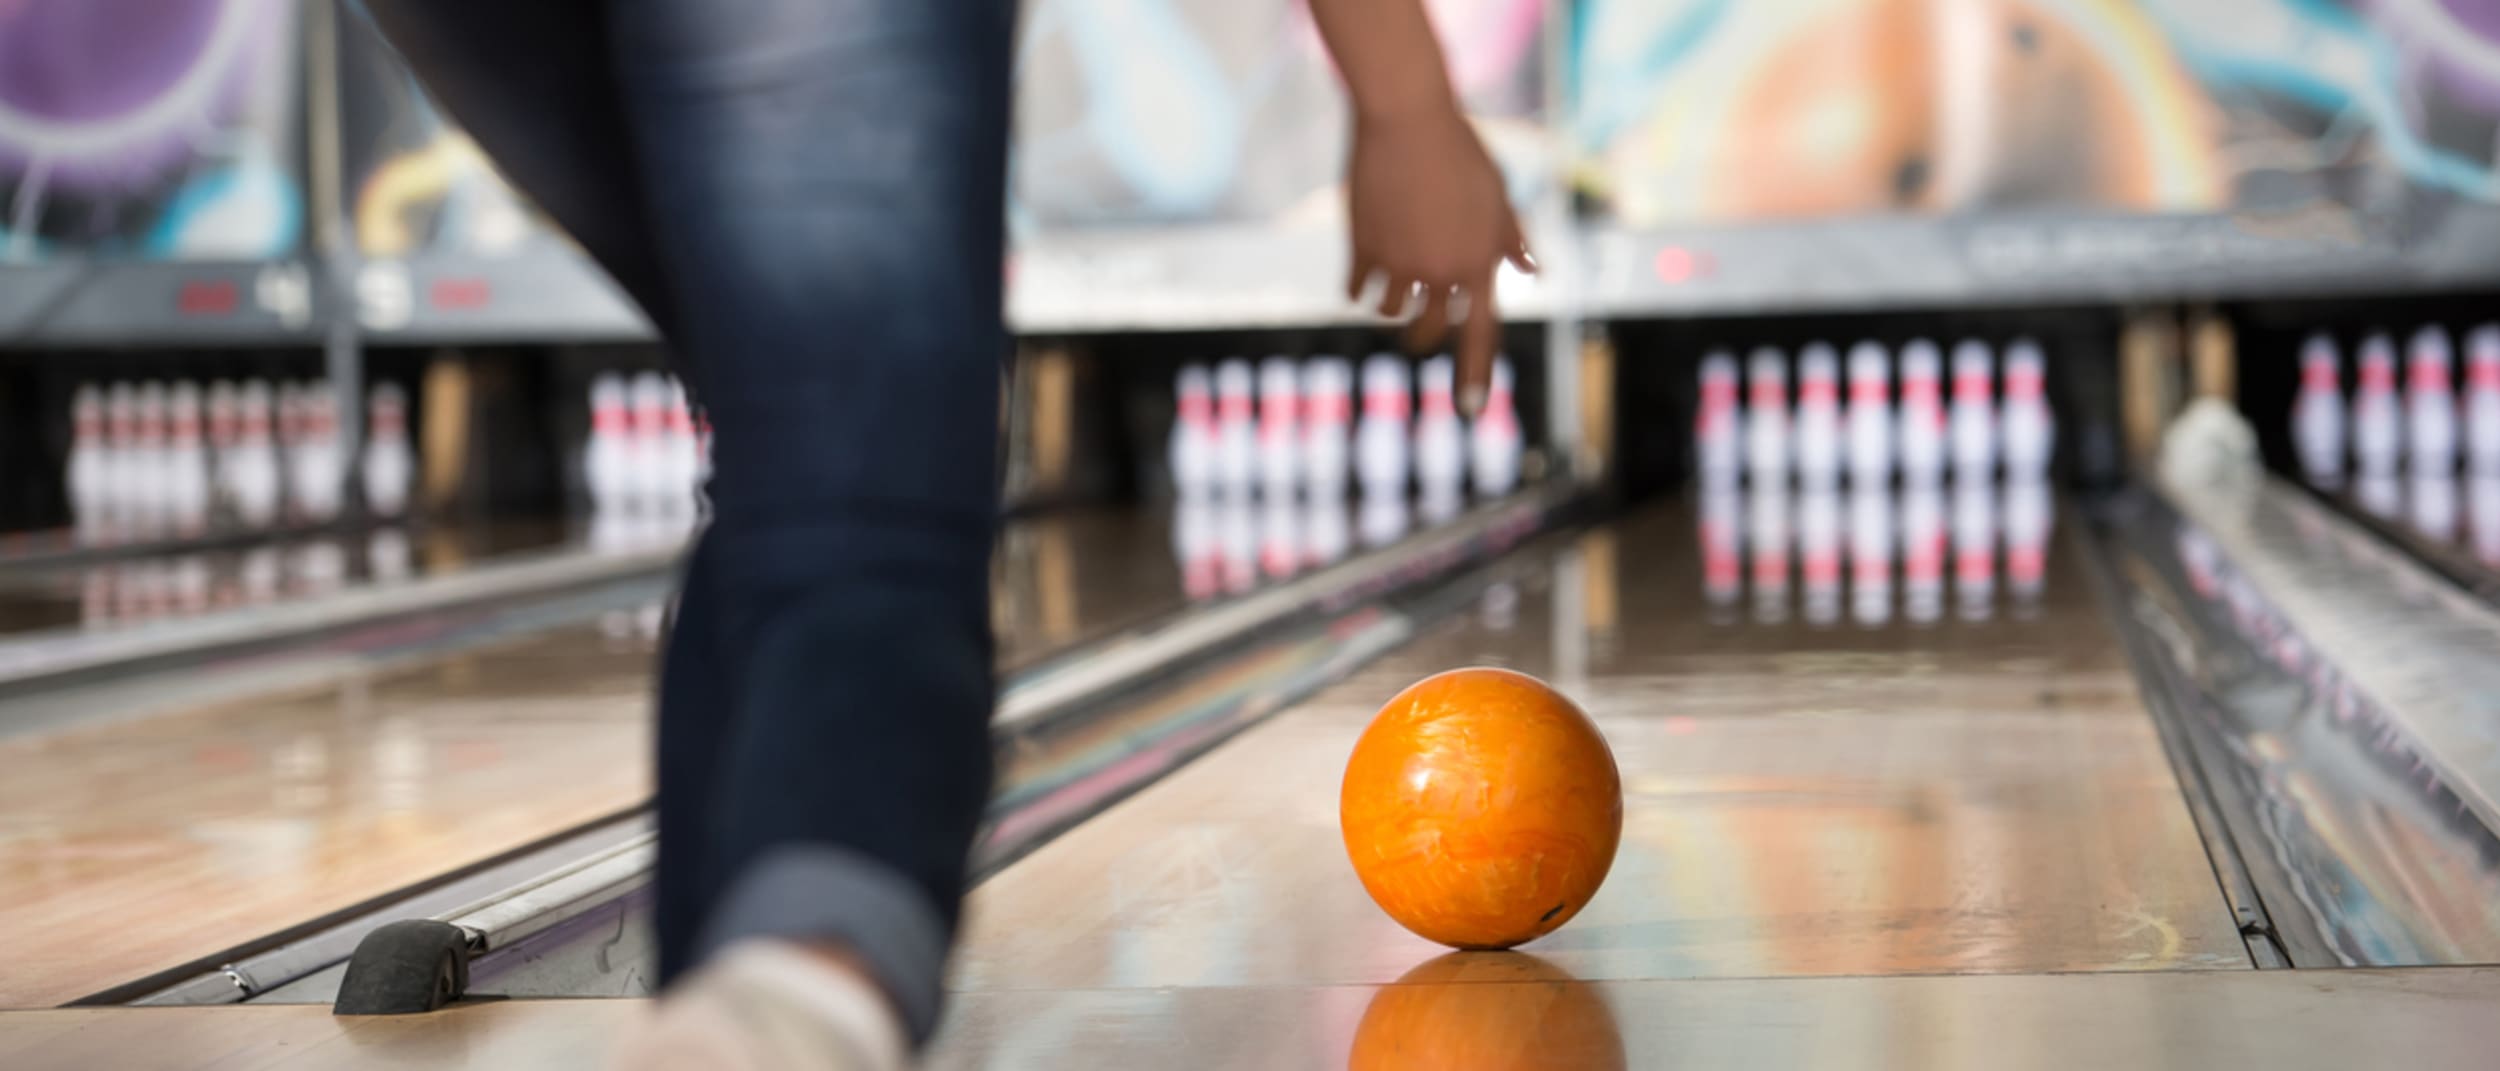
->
<box><xmin>950</xmin><ymin>494</ymin><xmax>2246</xmax><ymax>1004</ymax></box>
<box><xmin>10</xmin><ymin>964</ymin><xmax>2494</xmax><ymax>1069</ymax></box>
<box><xmin>0</xmin><ymin>505</ymin><xmax>1199</xmax><ymax>1008</ymax></box>
<box><xmin>0</xmin><ymin>623</ymin><xmax>660</xmax><ymax>1007</ymax></box>
<box><xmin>993</xmin><ymin>506</ymin><xmax>1191</xmax><ymax>671</ymax></box>
<box><xmin>0</xmin><ymin>521</ymin><xmax>582</xmax><ymax>638</ymax></box>
<box><xmin>0</xmin><ymin>1000</ymin><xmax>639</xmax><ymax>1071</ymax></box>
<box><xmin>929</xmin><ymin>965</ymin><xmax>2500</xmax><ymax>1069</ymax></box>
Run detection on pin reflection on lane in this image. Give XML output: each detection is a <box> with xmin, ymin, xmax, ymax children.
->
<box><xmin>1747</xmin><ymin>478</ymin><xmax>1790</xmax><ymax>624</ymax></box>
<box><xmin>1798</xmin><ymin>482</ymin><xmax>1841</xmax><ymax>627</ymax></box>
<box><xmin>2411</xmin><ymin>473</ymin><xmax>2459</xmax><ymax>543</ymax></box>
<box><xmin>1699</xmin><ymin>476</ymin><xmax>2052</xmax><ymax>629</ymax></box>
<box><xmin>1903</xmin><ymin>481</ymin><xmax>1947</xmax><ymax>624</ymax></box>
<box><xmin>1953</xmin><ymin>474</ymin><xmax>1997</xmax><ymax>621</ymax></box>
<box><xmin>66</xmin><ymin>528</ymin><xmax>437</xmax><ymax>630</ymax></box>
<box><xmin>1176</xmin><ymin>486</ymin><xmax>1481</xmax><ymax>603</ymax></box>
<box><xmin>1848</xmin><ymin>481</ymin><xmax>1892</xmax><ymax>627</ymax></box>
<box><xmin>2475</xmin><ymin>474</ymin><xmax>2500</xmax><ymax>567</ymax></box>
<box><xmin>1699</xmin><ymin>480</ymin><xmax>1742</xmax><ymax>621</ymax></box>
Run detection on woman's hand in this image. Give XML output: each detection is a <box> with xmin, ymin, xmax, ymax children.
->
<box><xmin>1344</xmin><ymin>108</ymin><xmax>1533</xmax><ymax>414</ymax></box>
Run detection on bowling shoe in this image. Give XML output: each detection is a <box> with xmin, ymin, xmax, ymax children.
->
<box><xmin>614</xmin><ymin>940</ymin><xmax>906</xmax><ymax>1071</ymax></box>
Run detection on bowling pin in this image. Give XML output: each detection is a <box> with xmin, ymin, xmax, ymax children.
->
<box><xmin>1214</xmin><ymin>359</ymin><xmax>1258</xmax><ymax>499</ymax></box>
<box><xmin>363</xmin><ymin>382</ymin><xmax>415</xmax><ymax>519</ymax></box>
<box><xmin>1414</xmin><ymin>355</ymin><xmax>1466</xmax><ymax>499</ymax></box>
<box><xmin>2290</xmin><ymin>333</ymin><xmax>2345</xmax><ymax>488</ymax></box>
<box><xmin>2004</xmin><ymin>474</ymin><xmax>2052</xmax><ymax>610</ymax></box>
<box><xmin>205</xmin><ymin>382</ymin><xmax>241</xmax><ymax>528</ymax></box>
<box><xmin>585</xmin><ymin>373</ymin><xmax>632</xmax><ymax>517</ymax></box>
<box><xmin>694</xmin><ymin>412</ymin><xmax>715</xmax><ymax>516</ymax></box>
<box><xmin>67</xmin><ymin>385</ymin><xmax>107</xmax><ymax>536</ymax></box>
<box><xmin>1793</xmin><ymin>344</ymin><xmax>1843</xmax><ymax>488</ymax></box>
<box><xmin>1257</xmin><ymin>356</ymin><xmax>1302</xmax><ymax>501</ymax></box>
<box><xmin>1700</xmin><ymin>478</ymin><xmax>1744</xmax><ymax>611</ymax></box>
<box><xmin>1468</xmin><ymin>356</ymin><xmax>1522</xmax><ymax>498</ymax></box>
<box><xmin>2407</xmin><ymin>325</ymin><xmax>2458</xmax><ymax>476</ymax></box>
<box><xmin>1169</xmin><ymin>365</ymin><xmax>1217</xmax><ymax>500</ymax></box>
<box><xmin>135</xmin><ymin>381</ymin><xmax>171</xmax><ymax>533</ymax></box>
<box><xmin>628</xmin><ymin>372</ymin><xmax>673</xmax><ymax>514</ymax></box>
<box><xmin>1999</xmin><ymin>339</ymin><xmax>2054</xmax><ymax>476</ymax></box>
<box><xmin>165</xmin><ymin>382</ymin><xmax>211</xmax><ymax>534</ymax></box>
<box><xmin>233</xmin><ymin>381</ymin><xmax>282</xmax><ymax>528</ymax></box>
<box><xmin>1848</xmin><ymin>480</ymin><xmax>1893</xmax><ymax>627</ymax></box>
<box><xmin>1798</xmin><ymin>482</ymin><xmax>1842</xmax><ymax>625</ymax></box>
<box><xmin>1356</xmin><ymin>355</ymin><xmax>1411</xmax><ymax>499</ymax></box>
<box><xmin>1902</xmin><ymin>479</ymin><xmax>1946</xmax><ymax>625</ymax></box>
<box><xmin>276</xmin><ymin>382</ymin><xmax>306</xmax><ymax>521</ymax></box>
<box><xmin>1749</xmin><ymin>479</ymin><xmax>1791</xmax><ymax>623</ymax></box>
<box><xmin>317</xmin><ymin>381</ymin><xmax>354</xmax><ymax>522</ymax></box>
<box><xmin>2464</xmin><ymin>324</ymin><xmax>2500</xmax><ymax>477</ymax></box>
<box><xmin>1745</xmin><ymin>347</ymin><xmax>1789</xmax><ymax>483</ymax></box>
<box><xmin>1844</xmin><ymin>342</ymin><xmax>1891</xmax><ymax>488</ymax></box>
<box><xmin>1302</xmin><ymin>357</ymin><xmax>1353</xmax><ymax>499</ymax></box>
<box><xmin>1897</xmin><ymin>340</ymin><xmax>1947</xmax><ymax>485</ymax></box>
<box><xmin>1952</xmin><ymin>475</ymin><xmax>1996</xmax><ymax>620</ymax></box>
<box><xmin>1948</xmin><ymin>340</ymin><xmax>1996</xmax><ymax>480</ymax></box>
<box><xmin>663</xmin><ymin>379</ymin><xmax>701</xmax><ymax>518</ymax></box>
<box><xmin>2352</xmin><ymin>333</ymin><xmax>2401</xmax><ymax>478</ymax></box>
<box><xmin>104</xmin><ymin>382</ymin><xmax>141</xmax><ymax>533</ymax></box>
<box><xmin>1695</xmin><ymin>351</ymin><xmax>1743</xmax><ymax>483</ymax></box>
<box><xmin>299</xmin><ymin>382</ymin><xmax>344</xmax><ymax>523</ymax></box>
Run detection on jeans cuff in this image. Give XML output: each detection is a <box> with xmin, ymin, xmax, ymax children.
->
<box><xmin>694</xmin><ymin>845</ymin><xmax>951</xmax><ymax>1043</ymax></box>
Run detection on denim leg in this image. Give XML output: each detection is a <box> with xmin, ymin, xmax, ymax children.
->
<box><xmin>605</xmin><ymin>0</ymin><xmax>1014</xmax><ymax>1043</ymax></box>
<box><xmin>352</xmin><ymin>0</ymin><xmax>725</xmax><ymax>988</ymax></box>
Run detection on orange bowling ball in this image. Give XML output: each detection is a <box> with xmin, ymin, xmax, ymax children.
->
<box><xmin>1340</xmin><ymin>667</ymin><xmax>1622</xmax><ymax>949</ymax></box>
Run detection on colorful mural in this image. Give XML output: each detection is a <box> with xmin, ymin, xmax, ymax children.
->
<box><xmin>0</xmin><ymin>0</ymin><xmax>304</xmax><ymax>261</ymax></box>
<box><xmin>1574</xmin><ymin>0</ymin><xmax>2500</xmax><ymax>225</ymax></box>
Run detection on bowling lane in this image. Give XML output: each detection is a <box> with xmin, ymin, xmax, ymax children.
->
<box><xmin>0</xmin><ymin>521</ymin><xmax>586</xmax><ymax>638</ymax></box>
<box><xmin>0</xmin><ymin>616</ymin><xmax>660</xmax><ymax>1009</ymax></box>
<box><xmin>0</xmin><ymin>502</ymin><xmax>1202</xmax><ymax>665</ymax></box>
<box><xmin>941</xmin><ymin>489</ymin><xmax>2246</xmax><ymax>1058</ymax></box>
<box><xmin>993</xmin><ymin>507</ymin><xmax>1191</xmax><ymax>671</ymax></box>
<box><xmin>996</xmin><ymin>490</ymin><xmax>1421</xmax><ymax>670</ymax></box>
<box><xmin>0</xmin><ymin>504</ymin><xmax>1201</xmax><ymax>1008</ymax></box>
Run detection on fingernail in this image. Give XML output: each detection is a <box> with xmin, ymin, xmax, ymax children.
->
<box><xmin>1459</xmin><ymin>384</ymin><xmax>1487</xmax><ymax>417</ymax></box>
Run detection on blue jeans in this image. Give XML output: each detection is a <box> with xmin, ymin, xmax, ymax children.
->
<box><xmin>360</xmin><ymin>0</ymin><xmax>1012</xmax><ymax>1042</ymax></box>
